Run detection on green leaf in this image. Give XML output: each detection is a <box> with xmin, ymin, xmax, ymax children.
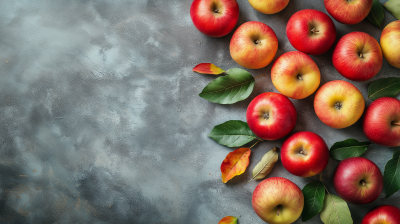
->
<box><xmin>249</xmin><ymin>147</ymin><xmax>278</xmax><ymax>182</ymax></box>
<box><xmin>330</xmin><ymin>139</ymin><xmax>372</xmax><ymax>161</ymax></box>
<box><xmin>320</xmin><ymin>193</ymin><xmax>353</xmax><ymax>224</ymax></box>
<box><xmin>208</xmin><ymin>120</ymin><xmax>260</xmax><ymax>147</ymax></box>
<box><xmin>301</xmin><ymin>181</ymin><xmax>325</xmax><ymax>222</ymax></box>
<box><xmin>367</xmin><ymin>0</ymin><xmax>384</xmax><ymax>28</ymax></box>
<box><xmin>368</xmin><ymin>77</ymin><xmax>400</xmax><ymax>100</ymax></box>
<box><xmin>384</xmin><ymin>0</ymin><xmax>400</xmax><ymax>20</ymax></box>
<box><xmin>383</xmin><ymin>148</ymin><xmax>400</xmax><ymax>197</ymax></box>
<box><xmin>199</xmin><ymin>68</ymin><xmax>255</xmax><ymax>104</ymax></box>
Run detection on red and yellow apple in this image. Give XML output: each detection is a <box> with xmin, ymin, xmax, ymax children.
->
<box><xmin>281</xmin><ymin>131</ymin><xmax>329</xmax><ymax>177</ymax></box>
<box><xmin>190</xmin><ymin>0</ymin><xmax>239</xmax><ymax>37</ymax></box>
<box><xmin>248</xmin><ymin>0</ymin><xmax>290</xmax><ymax>14</ymax></box>
<box><xmin>324</xmin><ymin>0</ymin><xmax>372</xmax><ymax>24</ymax></box>
<box><xmin>333</xmin><ymin>32</ymin><xmax>382</xmax><ymax>81</ymax></box>
<box><xmin>381</xmin><ymin>20</ymin><xmax>400</xmax><ymax>68</ymax></box>
<box><xmin>314</xmin><ymin>80</ymin><xmax>365</xmax><ymax>129</ymax></box>
<box><xmin>246</xmin><ymin>92</ymin><xmax>297</xmax><ymax>140</ymax></box>
<box><xmin>363</xmin><ymin>97</ymin><xmax>400</xmax><ymax>147</ymax></box>
<box><xmin>333</xmin><ymin>157</ymin><xmax>383</xmax><ymax>204</ymax></box>
<box><xmin>230</xmin><ymin>21</ymin><xmax>278</xmax><ymax>69</ymax></box>
<box><xmin>252</xmin><ymin>177</ymin><xmax>304</xmax><ymax>224</ymax></box>
<box><xmin>362</xmin><ymin>205</ymin><xmax>400</xmax><ymax>224</ymax></box>
<box><xmin>271</xmin><ymin>51</ymin><xmax>320</xmax><ymax>99</ymax></box>
<box><xmin>286</xmin><ymin>9</ymin><xmax>336</xmax><ymax>55</ymax></box>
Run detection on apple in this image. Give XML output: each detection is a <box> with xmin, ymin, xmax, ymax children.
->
<box><xmin>381</xmin><ymin>20</ymin><xmax>400</xmax><ymax>68</ymax></box>
<box><xmin>248</xmin><ymin>0</ymin><xmax>290</xmax><ymax>14</ymax></box>
<box><xmin>252</xmin><ymin>177</ymin><xmax>304</xmax><ymax>224</ymax></box>
<box><xmin>246</xmin><ymin>92</ymin><xmax>297</xmax><ymax>140</ymax></box>
<box><xmin>333</xmin><ymin>32</ymin><xmax>383</xmax><ymax>81</ymax></box>
<box><xmin>363</xmin><ymin>97</ymin><xmax>400</xmax><ymax>147</ymax></box>
<box><xmin>333</xmin><ymin>157</ymin><xmax>383</xmax><ymax>204</ymax></box>
<box><xmin>362</xmin><ymin>205</ymin><xmax>400</xmax><ymax>224</ymax></box>
<box><xmin>271</xmin><ymin>51</ymin><xmax>320</xmax><ymax>99</ymax></box>
<box><xmin>286</xmin><ymin>9</ymin><xmax>336</xmax><ymax>55</ymax></box>
<box><xmin>281</xmin><ymin>131</ymin><xmax>329</xmax><ymax>177</ymax></box>
<box><xmin>230</xmin><ymin>21</ymin><xmax>278</xmax><ymax>69</ymax></box>
<box><xmin>190</xmin><ymin>0</ymin><xmax>239</xmax><ymax>37</ymax></box>
<box><xmin>324</xmin><ymin>0</ymin><xmax>372</xmax><ymax>24</ymax></box>
<box><xmin>314</xmin><ymin>80</ymin><xmax>365</xmax><ymax>129</ymax></box>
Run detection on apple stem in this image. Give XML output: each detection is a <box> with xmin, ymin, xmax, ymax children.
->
<box><xmin>214</xmin><ymin>9</ymin><xmax>219</xmax><ymax>13</ymax></box>
<box><xmin>359</xmin><ymin>52</ymin><xmax>363</xmax><ymax>58</ymax></box>
<box><xmin>297</xmin><ymin>75</ymin><xmax>302</xmax><ymax>80</ymax></box>
<box><xmin>299</xmin><ymin>150</ymin><xmax>307</xmax><ymax>155</ymax></box>
<box><xmin>361</xmin><ymin>180</ymin><xmax>366</xmax><ymax>186</ymax></box>
<box><xmin>254</xmin><ymin>40</ymin><xmax>261</xmax><ymax>45</ymax></box>
<box><xmin>311</xmin><ymin>28</ymin><xmax>319</xmax><ymax>33</ymax></box>
<box><xmin>277</xmin><ymin>205</ymin><xmax>281</xmax><ymax>216</ymax></box>
<box><xmin>393</xmin><ymin>122</ymin><xmax>400</xmax><ymax>126</ymax></box>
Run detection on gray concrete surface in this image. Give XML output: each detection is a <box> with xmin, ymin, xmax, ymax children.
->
<box><xmin>0</xmin><ymin>0</ymin><xmax>399</xmax><ymax>223</ymax></box>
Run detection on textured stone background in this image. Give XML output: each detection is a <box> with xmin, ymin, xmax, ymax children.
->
<box><xmin>0</xmin><ymin>0</ymin><xmax>399</xmax><ymax>223</ymax></box>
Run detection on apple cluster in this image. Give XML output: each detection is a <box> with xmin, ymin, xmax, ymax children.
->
<box><xmin>191</xmin><ymin>0</ymin><xmax>400</xmax><ymax>223</ymax></box>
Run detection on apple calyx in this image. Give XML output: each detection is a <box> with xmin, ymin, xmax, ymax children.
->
<box><xmin>299</xmin><ymin>150</ymin><xmax>307</xmax><ymax>155</ymax></box>
<box><xmin>254</xmin><ymin>40</ymin><xmax>261</xmax><ymax>45</ymax></box>
<box><xmin>297</xmin><ymin>74</ymin><xmax>303</xmax><ymax>80</ymax></box>
<box><xmin>311</xmin><ymin>28</ymin><xmax>319</xmax><ymax>33</ymax></box>
<box><xmin>277</xmin><ymin>205</ymin><xmax>281</xmax><ymax>216</ymax></box>
<box><xmin>263</xmin><ymin>112</ymin><xmax>270</xmax><ymax>120</ymax></box>
<box><xmin>334</xmin><ymin>102</ymin><xmax>342</xmax><ymax>111</ymax></box>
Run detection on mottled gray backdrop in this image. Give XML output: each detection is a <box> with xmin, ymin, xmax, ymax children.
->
<box><xmin>0</xmin><ymin>0</ymin><xmax>399</xmax><ymax>223</ymax></box>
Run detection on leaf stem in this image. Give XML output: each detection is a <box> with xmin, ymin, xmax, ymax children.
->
<box><xmin>254</xmin><ymin>74</ymin><xmax>265</xmax><ymax>79</ymax></box>
<box><xmin>250</xmin><ymin>141</ymin><xmax>261</xmax><ymax>149</ymax></box>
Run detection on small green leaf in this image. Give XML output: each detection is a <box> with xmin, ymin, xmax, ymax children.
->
<box><xmin>384</xmin><ymin>148</ymin><xmax>400</xmax><ymax>197</ymax></box>
<box><xmin>208</xmin><ymin>120</ymin><xmax>260</xmax><ymax>147</ymax></box>
<box><xmin>199</xmin><ymin>68</ymin><xmax>255</xmax><ymax>104</ymax></box>
<box><xmin>330</xmin><ymin>139</ymin><xmax>372</xmax><ymax>161</ymax></box>
<box><xmin>301</xmin><ymin>181</ymin><xmax>325</xmax><ymax>222</ymax></box>
<box><xmin>384</xmin><ymin>0</ymin><xmax>400</xmax><ymax>20</ymax></box>
<box><xmin>367</xmin><ymin>0</ymin><xmax>384</xmax><ymax>28</ymax></box>
<box><xmin>320</xmin><ymin>193</ymin><xmax>353</xmax><ymax>224</ymax></box>
<box><xmin>368</xmin><ymin>77</ymin><xmax>400</xmax><ymax>100</ymax></box>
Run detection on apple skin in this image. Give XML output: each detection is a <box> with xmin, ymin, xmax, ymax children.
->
<box><xmin>271</xmin><ymin>51</ymin><xmax>321</xmax><ymax>99</ymax></box>
<box><xmin>333</xmin><ymin>157</ymin><xmax>383</xmax><ymax>204</ymax></box>
<box><xmin>252</xmin><ymin>177</ymin><xmax>304</xmax><ymax>224</ymax></box>
<box><xmin>363</xmin><ymin>97</ymin><xmax>400</xmax><ymax>147</ymax></box>
<box><xmin>230</xmin><ymin>21</ymin><xmax>278</xmax><ymax>69</ymax></box>
<box><xmin>381</xmin><ymin>20</ymin><xmax>400</xmax><ymax>68</ymax></box>
<box><xmin>248</xmin><ymin>0</ymin><xmax>290</xmax><ymax>14</ymax></box>
<box><xmin>246</xmin><ymin>92</ymin><xmax>297</xmax><ymax>140</ymax></box>
<box><xmin>190</xmin><ymin>0</ymin><xmax>239</xmax><ymax>37</ymax></box>
<box><xmin>314</xmin><ymin>80</ymin><xmax>365</xmax><ymax>129</ymax></box>
<box><xmin>281</xmin><ymin>131</ymin><xmax>329</xmax><ymax>177</ymax></box>
<box><xmin>286</xmin><ymin>9</ymin><xmax>336</xmax><ymax>55</ymax></box>
<box><xmin>324</xmin><ymin>0</ymin><xmax>372</xmax><ymax>25</ymax></box>
<box><xmin>333</xmin><ymin>32</ymin><xmax>383</xmax><ymax>81</ymax></box>
<box><xmin>361</xmin><ymin>205</ymin><xmax>400</xmax><ymax>224</ymax></box>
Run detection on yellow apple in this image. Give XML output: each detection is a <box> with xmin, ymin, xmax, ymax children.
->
<box><xmin>314</xmin><ymin>80</ymin><xmax>365</xmax><ymax>129</ymax></box>
<box><xmin>248</xmin><ymin>0</ymin><xmax>290</xmax><ymax>14</ymax></box>
<box><xmin>381</xmin><ymin>20</ymin><xmax>400</xmax><ymax>68</ymax></box>
<box><xmin>271</xmin><ymin>51</ymin><xmax>320</xmax><ymax>99</ymax></box>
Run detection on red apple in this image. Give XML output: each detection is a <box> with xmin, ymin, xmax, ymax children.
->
<box><xmin>230</xmin><ymin>21</ymin><xmax>278</xmax><ymax>69</ymax></box>
<box><xmin>281</xmin><ymin>131</ymin><xmax>329</xmax><ymax>177</ymax></box>
<box><xmin>381</xmin><ymin>20</ymin><xmax>400</xmax><ymax>69</ymax></box>
<box><xmin>363</xmin><ymin>97</ymin><xmax>400</xmax><ymax>147</ymax></box>
<box><xmin>246</xmin><ymin>92</ymin><xmax>297</xmax><ymax>140</ymax></box>
<box><xmin>252</xmin><ymin>177</ymin><xmax>304</xmax><ymax>224</ymax></box>
<box><xmin>286</xmin><ymin>9</ymin><xmax>336</xmax><ymax>55</ymax></box>
<box><xmin>314</xmin><ymin>80</ymin><xmax>365</xmax><ymax>129</ymax></box>
<box><xmin>248</xmin><ymin>0</ymin><xmax>290</xmax><ymax>14</ymax></box>
<box><xmin>271</xmin><ymin>51</ymin><xmax>321</xmax><ymax>99</ymax></box>
<box><xmin>362</xmin><ymin>205</ymin><xmax>400</xmax><ymax>224</ymax></box>
<box><xmin>333</xmin><ymin>157</ymin><xmax>383</xmax><ymax>204</ymax></box>
<box><xmin>333</xmin><ymin>32</ymin><xmax>383</xmax><ymax>81</ymax></box>
<box><xmin>324</xmin><ymin>0</ymin><xmax>372</xmax><ymax>25</ymax></box>
<box><xmin>190</xmin><ymin>0</ymin><xmax>239</xmax><ymax>37</ymax></box>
